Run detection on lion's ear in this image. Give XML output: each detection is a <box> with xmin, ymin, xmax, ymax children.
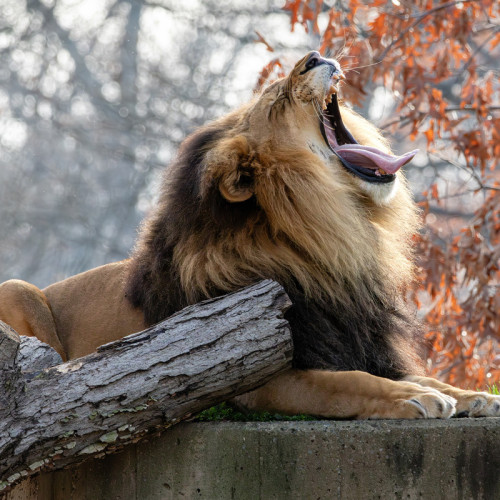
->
<box><xmin>219</xmin><ymin>171</ymin><xmax>254</xmax><ymax>203</ymax></box>
<box><xmin>208</xmin><ymin>135</ymin><xmax>255</xmax><ymax>203</ymax></box>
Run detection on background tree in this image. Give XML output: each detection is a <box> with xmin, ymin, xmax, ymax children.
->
<box><xmin>0</xmin><ymin>0</ymin><xmax>308</xmax><ymax>285</ymax></box>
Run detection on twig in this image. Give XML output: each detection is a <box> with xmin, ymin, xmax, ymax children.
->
<box><xmin>376</xmin><ymin>0</ymin><xmax>479</xmax><ymax>63</ymax></box>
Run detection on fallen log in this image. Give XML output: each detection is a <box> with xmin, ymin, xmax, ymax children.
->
<box><xmin>0</xmin><ymin>280</ymin><xmax>292</xmax><ymax>492</ymax></box>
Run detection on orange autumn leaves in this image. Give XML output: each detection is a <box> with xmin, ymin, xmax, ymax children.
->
<box><xmin>278</xmin><ymin>0</ymin><xmax>499</xmax><ymax>388</ymax></box>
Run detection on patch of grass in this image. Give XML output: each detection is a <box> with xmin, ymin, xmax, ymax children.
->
<box><xmin>195</xmin><ymin>403</ymin><xmax>315</xmax><ymax>422</ymax></box>
<box><xmin>487</xmin><ymin>384</ymin><xmax>499</xmax><ymax>395</ymax></box>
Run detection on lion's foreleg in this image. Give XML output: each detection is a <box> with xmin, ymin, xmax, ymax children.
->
<box><xmin>234</xmin><ymin>369</ymin><xmax>456</xmax><ymax>419</ymax></box>
<box><xmin>0</xmin><ymin>279</ymin><xmax>67</xmax><ymax>360</ymax></box>
<box><xmin>404</xmin><ymin>375</ymin><xmax>500</xmax><ymax>417</ymax></box>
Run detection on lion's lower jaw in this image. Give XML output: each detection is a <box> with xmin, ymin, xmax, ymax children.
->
<box><xmin>357</xmin><ymin>175</ymin><xmax>400</xmax><ymax>206</ymax></box>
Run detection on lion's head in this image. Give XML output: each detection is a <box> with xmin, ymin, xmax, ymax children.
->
<box><xmin>205</xmin><ymin>51</ymin><xmax>417</xmax><ymax>205</ymax></box>
<box><xmin>127</xmin><ymin>51</ymin><xmax>421</xmax><ymax>326</ymax></box>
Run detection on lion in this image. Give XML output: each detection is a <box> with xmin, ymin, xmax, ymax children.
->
<box><xmin>1</xmin><ymin>51</ymin><xmax>498</xmax><ymax>419</ymax></box>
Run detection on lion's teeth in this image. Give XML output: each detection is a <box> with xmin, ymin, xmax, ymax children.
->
<box><xmin>323</xmin><ymin>87</ymin><xmax>337</xmax><ymax>108</ymax></box>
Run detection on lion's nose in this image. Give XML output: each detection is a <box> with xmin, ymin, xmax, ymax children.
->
<box><xmin>301</xmin><ymin>51</ymin><xmax>343</xmax><ymax>77</ymax></box>
<box><xmin>303</xmin><ymin>51</ymin><xmax>322</xmax><ymax>73</ymax></box>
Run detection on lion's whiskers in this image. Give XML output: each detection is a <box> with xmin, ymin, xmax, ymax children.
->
<box><xmin>312</xmin><ymin>99</ymin><xmax>338</xmax><ymax>134</ymax></box>
<box><xmin>344</xmin><ymin>60</ymin><xmax>383</xmax><ymax>72</ymax></box>
<box><xmin>311</xmin><ymin>99</ymin><xmax>324</xmax><ymax>121</ymax></box>
<box><xmin>334</xmin><ymin>37</ymin><xmax>355</xmax><ymax>64</ymax></box>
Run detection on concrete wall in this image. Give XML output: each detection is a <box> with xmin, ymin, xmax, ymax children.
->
<box><xmin>7</xmin><ymin>419</ymin><xmax>500</xmax><ymax>500</ymax></box>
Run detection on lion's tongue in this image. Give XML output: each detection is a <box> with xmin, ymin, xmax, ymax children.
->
<box><xmin>334</xmin><ymin>144</ymin><xmax>418</xmax><ymax>174</ymax></box>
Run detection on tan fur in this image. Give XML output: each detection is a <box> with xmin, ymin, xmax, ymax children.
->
<box><xmin>0</xmin><ymin>280</ymin><xmax>65</xmax><ymax>357</ymax></box>
<box><xmin>0</xmin><ymin>261</ymin><xmax>144</xmax><ymax>360</ymax></box>
<box><xmin>236</xmin><ymin>371</ymin><xmax>456</xmax><ymax>419</ymax></box>
<box><xmin>1</xmin><ymin>51</ymin><xmax>498</xmax><ymax>419</ymax></box>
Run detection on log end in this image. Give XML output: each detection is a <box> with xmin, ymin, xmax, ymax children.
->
<box><xmin>0</xmin><ymin>321</ymin><xmax>21</xmax><ymax>370</ymax></box>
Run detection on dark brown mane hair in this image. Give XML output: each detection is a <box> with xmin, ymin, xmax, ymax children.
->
<box><xmin>126</xmin><ymin>82</ymin><xmax>425</xmax><ymax>380</ymax></box>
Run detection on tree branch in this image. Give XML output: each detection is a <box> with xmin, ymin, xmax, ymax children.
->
<box><xmin>376</xmin><ymin>0</ymin><xmax>479</xmax><ymax>63</ymax></box>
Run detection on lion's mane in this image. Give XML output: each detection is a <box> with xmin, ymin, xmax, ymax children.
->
<box><xmin>126</xmin><ymin>89</ymin><xmax>425</xmax><ymax>380</ymax></box>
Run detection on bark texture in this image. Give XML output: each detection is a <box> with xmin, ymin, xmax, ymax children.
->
<box><xmin>0</xmin><ymin>280</ymin><xmax>292</xmax><ymax>492</ymax></box>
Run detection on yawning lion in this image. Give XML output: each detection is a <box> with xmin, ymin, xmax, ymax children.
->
<box><xmin>1</xmin><ymin>52</ymin><xmax>498</xmax><ymax>419</ymax></box>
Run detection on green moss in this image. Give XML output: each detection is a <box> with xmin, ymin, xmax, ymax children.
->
<box><xmin>195</xmin><ymin>403</ymin><xmax>315</xmax><ymax>422</ymax></box>
<box><xmin>60</xmin><ymin>413</ymin><xmax>78</xmax><ymax>423</ymax></box>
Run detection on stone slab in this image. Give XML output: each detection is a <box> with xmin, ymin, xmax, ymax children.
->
<box><xmin>6</xmin><ymin>419</ymin><xmax>500</xmax><ymax>499</ymax></box>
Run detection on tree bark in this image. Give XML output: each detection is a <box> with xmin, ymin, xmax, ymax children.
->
<box><xmin>0</xmin><ymin>280</ymin><xmax>292</xmax><ymax>492</ymax></box>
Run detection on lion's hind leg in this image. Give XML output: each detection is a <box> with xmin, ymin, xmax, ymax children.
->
<box><xmin>404</xmin><ymin>375</ymin><xmax>500</xmax><ymax>418</ymax></box>
<box><xmin>235</xmin><ymin>369</ymin><xmax>456</xmax><ymax>419</ymax></box>
<box><xmin>0</xmin><ymin>279</ymin><xmax>66</xmax><ymax>360</ymax></box>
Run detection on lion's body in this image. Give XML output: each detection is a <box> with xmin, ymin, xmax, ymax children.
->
<box><xmin>0</xmin><ymin>261</ymin><xmax>143</xmax><ymax>359</ymax></box>
<box><xmin>124</xmin><ymin>108</ymin><xmax>422</xmax><ymax>381</ymax></box>
<box><xmin>1</xmin><ymin>52</ymin><xmax>498</xmax><ymax>419</ymax></box>
<box><xmin>44</xmin><ymin>261</ymin><xmax>144</xmax><ymax>359</ymax></box>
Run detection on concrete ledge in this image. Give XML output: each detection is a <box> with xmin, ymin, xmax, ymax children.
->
<box><xmin>7</xmin><ymin>419</ymin><xmax>500</xmax><ymax>499</ymax></box>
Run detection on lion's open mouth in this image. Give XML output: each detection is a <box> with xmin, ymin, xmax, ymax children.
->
<box><xmin>320</xmin><ymin>93</ymin><xmax>418</xmax><ymax>184</ymax></box>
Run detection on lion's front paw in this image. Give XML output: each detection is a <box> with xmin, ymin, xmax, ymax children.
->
<box><xmin>365</xmin><ymin>383</ymin><xmax>457</xmax><ymax>419</ymax></box>
<box><xmin>454</xmin><ymin>391</ymin><xmax>500</xmax><ymax>418</ymax></box>
<box><xmin>402</xmin><ymin>390</ymin><xmax>457</xmax><ymax>419</ymax></box>
<box><xmin>395</xmin><ymin>388</ymin><xmax>456</xmax><ymax>419</ymax></box>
